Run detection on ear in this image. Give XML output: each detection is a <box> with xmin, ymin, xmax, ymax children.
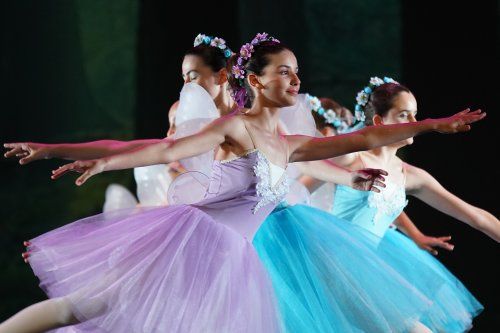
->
<box><xmin>322</xmin><ymin>126</ymin><xmax>337</xmax><ymax>137</ymax></box>
<box><xmin>217</xmin><ymin>68</ymin><xmax>228</xmax><ymax>85</ymax></box>
<box><xmin>372</xmin><ymin>114</ymin><xmax>384</xmax><ymax>126</ymax></box>
<box><xmin>247</xmin><ymin>73</ymin><xmax>264</xmax><ymax>89</ymax></box>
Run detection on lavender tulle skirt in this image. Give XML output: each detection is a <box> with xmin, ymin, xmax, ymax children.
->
<box><xmin>27</xmin><ymin>205</ymin><xmax>282</xmax><ymax>333</ymax></box>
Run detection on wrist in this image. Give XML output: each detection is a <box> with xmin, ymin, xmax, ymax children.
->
<box><xmin>424</xmin><ymin>118</ymin><xmax>439</xmax><ymax>132</ymax></box>
<box><xmin>101</xmin><ymin>157</ymin><xmax>112</xmax><ymax>172</ymax></box>
<box><xmin>42</xmin><ymin>144</ymin><xmax>55</xmax><ymax>159</ymax></box>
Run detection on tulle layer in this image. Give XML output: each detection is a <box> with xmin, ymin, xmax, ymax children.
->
<box><xmin>29</xmin><ymin>205</ymin><xmax>282</xmax><ymax>333</ymax></box>
<box><xmin>379</xmin><ymin>229</ymin><xmax>483</xmax><ymax>332</ymax></box>
<box><xmin>254</xmin><ymin>204</ymin><xmax>433</xmax><ymax>333</ymax></box>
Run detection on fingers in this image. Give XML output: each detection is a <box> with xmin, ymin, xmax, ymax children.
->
<box><xmin>460</xmin><ymin>110</ymin><xmax>485</xmax><ymax>126</ymax></box>
<box><xmin>372</xmin><ymin>180</ymin><xmax>386</xmax><ymax>189</ymax></box>
<box><xmin>456</xmin><ymin>108</ymin><xmax>470</xmax><ymax>116</ymax></box>
<box><xmin>19</xmin><ymin>155</ymin><xmax>35</xmax><ymax>165</ymax></box>
<box><xmin>364</xmin><ymin>168</ymin><xmax>389</xmax><ymax>177</ymax></box>
<box><xmin>51</xmin><ymin>164</ymin><xmax>74</xmax><ymax>180</ymax></box>
<box><xmin>422</xmin><ymin>245</ymin><xmax>438</xmax><ymax>256</ymax></box>
<box><xmin>377</xmin><ymin>169</ymin><xmax>389</xmax><ymax>176</ymax></box>
<box><xmin>22</xmin><ymin>251</ymin><xmax>31</xmax><ymax>263</ymax></box>
<box><xmin>3</xmin><ymin>143</ymin><xmax>23</xmax><ymax>149</ymax></box>
<box><xmin>435</xmin><ymin>236</ymin><xmax>454</xmax><ymax>251</ymax></box>
<box><xmin>51</xmin><ymin>162</ymin><xmax>85</xmax><ymax>180</ymax></box>
<box><xmin>4</xmin><ymin>146</ymin><xmax>24</xmax><ymax>158</ymax></box>
<box><xmin>23</xmin><ymin>240</ymin><xmax>31</xmax><ymax>247</ymax></box>
<box><xmin>76</xmin><ymin>170</ymin><xmax>94</xmax><ymax>186</ymax></box>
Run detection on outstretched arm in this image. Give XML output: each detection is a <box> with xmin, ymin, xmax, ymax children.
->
<box><xmin>3</xmin><ymin>139</ymin><xmax>163</xmax><ymax>164</ymax></box>
<box><xmin>287</xmin><ymin>109</ymin><xmax>485</xmax><ymax>162</ymax></box>
<box><xmin>393</xmin><ymin>211</ymin><xmax>454</xmax><ymax>255</ymax></box>
<box><xmin>295</xmin><ymin>160</ymin><xmax>387</xmax><ymax>192</ymax></box>
<box><xmin>406</xmin><ymin>164</ymin><xmax>500</xmax><ymax>242</ymax></box>
<box><xmin>51</xmin><ymin>117</ymin><xmax>232</xmax><ymax>185</ymax></box>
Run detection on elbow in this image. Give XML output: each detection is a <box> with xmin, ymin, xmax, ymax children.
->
<box><xmin>471</xmin><ymin>211</ymin><xmax>500</xmax><ymax>242</ymax></box>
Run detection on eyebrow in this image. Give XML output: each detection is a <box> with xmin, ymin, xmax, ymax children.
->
<box><xmin>183</xmin><ymin>70</ymin><xmax>198</xmax><ymax>76</ymax></box>
<box><xmin>278</xmin><ymin>65</ymin><xmax>299</xmax><ymax>71</ymax></box>
<box><xmin>399</xmin><ymin>109</ymin><xmax>418</xmax><ymax>113</ymax></box>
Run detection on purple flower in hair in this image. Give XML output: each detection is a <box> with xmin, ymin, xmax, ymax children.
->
<box><xmin>251</xmin><ymin>32</ymin><xmax>269</xmax><ymax>44</ymax></box>
<box><xmin>232</xmin><ymin>65</ymin><xmax>245</xmax><ymax>79</ymax></box>
<box><xmin>239</xmin><ymin>43</ymin><xmax>254</xmax><ymax>60</ymax></box>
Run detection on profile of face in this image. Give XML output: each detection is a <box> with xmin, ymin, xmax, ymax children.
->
<box><xmin>166</xmin><ymin>101</ymin><xmax>179</xmax><ymax>137</ymax></box>
<box><xmin>373</xmin><ymin>91</ymin><xmax>418</xmax><ymax>146</ymax></box>
<box><xmin>248</xmin><ymin>49</ymin><xmax>300</xmax><ymax>108</ymax></box>
<box><xmin>181</xmin><ymin>55</ymin><xmax>227</xmax><ymax>99</ymax></box>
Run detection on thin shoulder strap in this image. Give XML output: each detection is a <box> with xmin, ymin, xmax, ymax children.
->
<box><xmin>242</xmin><ymin>118</ymin><xmax>258</xmax><ymax>150</ymax></box>
<box><xmin>283</xmin><ymin>135</ymin><xmax>290</xmax><ymax>166</ymax></box>
<box><xmin>357</xmin><ymin>152</ymin><xmax>367</xmax><ymax>168</ymax></box>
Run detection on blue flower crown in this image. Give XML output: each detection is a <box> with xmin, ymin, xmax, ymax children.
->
<box><xmin>354</xmin><ymin>76</ymin><xmax>399</xmax><ymax>122</ymax></box>
<box><xmin>193</xmin><ymin>33</ymin><xmax>233</xmax><ymax>58</ymax></box>
<box><xmin>306</xmin><ymin>93</ymin><xmax>349</xmax><ymax>133</ymax></box>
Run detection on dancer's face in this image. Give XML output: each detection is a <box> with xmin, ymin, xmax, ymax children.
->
<box><xmin>166</xmin><ymin>101</ymin><xmax>178</xmax><ymax>137</ymax></box>
<box><xmin>249</xmin><ymin>49</ymin><xmax>300</xmax><ymax>107</ymax></box>
<box><xmin>374</xmin><ymin>91</ymin><xmax>418</xmax><ymax>146</ymax></box>
<box><xmin>182</xmin><ymin>55</ymin><xmax>226</xmax><ymax>99</ymax></box>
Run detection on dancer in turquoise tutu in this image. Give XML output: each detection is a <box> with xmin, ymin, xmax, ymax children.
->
<box><xmin>326</xmin><ymin>77</ymin><xmax>499</xmax><ymax>332</ymax></box>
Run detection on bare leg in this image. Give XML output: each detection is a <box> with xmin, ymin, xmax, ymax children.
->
<box><xmin>0</xmin><ymin>297</ymin><xmax>79</xmax><ymax>333</ymax></box>
<box><xmin>409</xmin><ymin>321</ymin><xmax>434</xmax><ymax>333</ymax></box>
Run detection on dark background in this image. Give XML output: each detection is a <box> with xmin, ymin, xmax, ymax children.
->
<box><xmin>1</xmin><ymin>0</ymin><xmax>498</xmax><ymax>330</ymax></box>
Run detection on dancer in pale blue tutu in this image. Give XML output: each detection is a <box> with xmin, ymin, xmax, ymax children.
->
<box><xmin>302</xmin><ymin>96</ymin><xmax>456</xmax><ymax>256</ymax></box>
<box><xmin>326</xmin><ymin>77</ymin><xmax>499</xmax><ymax>332</ymax></box>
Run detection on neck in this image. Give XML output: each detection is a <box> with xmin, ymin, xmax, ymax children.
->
<box><xmin>213</xmin><ymin>84</ymin><xmax>234</xmax><ymax>116</ymax></box>
<box><xmin>366</xmin><ymin>145</ymin><xmax>399</xmax><ymax>164</ymax></box>
<box><xmin>246</xmin><ymin>96</ymin><xmax>281</xmax><ymax>133</ymax></box>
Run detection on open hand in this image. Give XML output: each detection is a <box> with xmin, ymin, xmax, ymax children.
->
<box><xmin>3</xmin><ymin>142</ymin><xmax>50</xmax><ymax>165</ymax></box>
<box><xmin>351</xmin><ymin>168</ymin><xmax>388</xmax><ymax>192</ymax></box>
<box><xmin>414</xmin><ymin>235</ymin><xmax>454</xmax><ymax>255</ymax></box>
<box><xmin>434</xmin><ymin>108</ymin><xmax>486</xmax><ymax>133</ymax></box>
<box><xmin>51</xmin><ymin>159</ymin><xmax>106</xmax><ymax>186</ymax></box>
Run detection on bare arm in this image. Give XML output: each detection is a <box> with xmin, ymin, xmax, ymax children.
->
<box><xmin>287</xmin><ymin>109</ymin><xmax>485</xmax><ymax>162</ymax></box>
<box><xmin>4</xmin><ymin>139</ymin><xmax>163</xmax><ymax>164</ymax></box>
<box><xmin>296</xmin><ymin>160</ymin><xmax>387</xmax><ymax>192</ymax></box>
<box><xmin>51</xmin><ymin>116</ymin><xmax>234</xmax><ymax>185</ymax></box>
<box><xmin>394</xmin><ymin>211</ymin><xmax>454</xmax><ymax>255</ymax></box>
<box><xmin>406</xmin><ymin>164</ymin><xmax>500</xmax><ymax>242</ymax></box>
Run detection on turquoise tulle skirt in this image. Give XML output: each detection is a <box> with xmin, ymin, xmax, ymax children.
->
<box><xmin>254</xmin><ymin>204</ymin><xmax>482</xmax><ymax>333</ymax></box>
<box><xmin>379</xmin><ymin>229</ymin><xmax>483</xmax><ymax>332</ymax></box>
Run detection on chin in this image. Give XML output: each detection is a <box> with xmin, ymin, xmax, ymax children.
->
<box><xmin>281</xmin><ymin>94</ymin><xmax>297</xmax><ymax>107</ymax></box>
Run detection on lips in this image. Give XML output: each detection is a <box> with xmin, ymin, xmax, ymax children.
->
<box><xmin>286</xmin><ymin>89</ymin><xmax>299</xmax><ymax>96</ymax></box>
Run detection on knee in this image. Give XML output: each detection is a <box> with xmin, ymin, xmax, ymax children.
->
<box><xmin>53</xmin><ymin>298</ymin><xmax>80</xmax><ymax>326</ymax></box>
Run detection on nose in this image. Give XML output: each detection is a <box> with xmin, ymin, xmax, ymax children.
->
<box><xmin>408</xmin><ymin>114</ymin><xmax>417</xmax><ymax>122</ymax></box>
<box><xmin>184</xmin><ymin>76</ymin><xmax>191</xmax><ymax>84</ymax></box>
<box><xmin>291</xmin><ymin>72</ymin><xmax>301</xmax><ymax>86</ymax></box>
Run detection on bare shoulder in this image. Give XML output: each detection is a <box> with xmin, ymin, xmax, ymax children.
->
<box><xmin>404</xmin><ymin>162</ymin><xmax>432</xmax><ymax>192</ymax></box>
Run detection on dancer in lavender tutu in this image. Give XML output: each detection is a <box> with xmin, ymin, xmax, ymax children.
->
<box><xmin>1</xmin><ymin>33</ymin><xmax>485</xmax><ymax>333</ymax></box>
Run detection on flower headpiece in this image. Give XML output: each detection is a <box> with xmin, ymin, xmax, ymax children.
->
<box><xmin>231</xmin><ymin>32</ymin><xmax>280</xmax><ymax>82</ymax></box>
<box><xmin>193</xmin><ymin>33</ymin><xmax>233</xmax><ymax>58</ymax></box>
<box><xmin>306</xmin><ymin>93</ymin><xmax>349</xmax><ymax>133</ymax></box>
<box><xmin>354</xmin><ymin>76</ymin><xmax>399</xmax><ymax>122</ymax></box>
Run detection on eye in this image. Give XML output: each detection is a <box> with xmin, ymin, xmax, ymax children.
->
<box><xmin>280</xmin><ymin>70</ymin><xmax>289</xmax><ymax>76</ymax></box>
<box><xmin>399</xmin><ymin>112</ymin><xmax>409</xmax><ymax>118</ymax></box>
